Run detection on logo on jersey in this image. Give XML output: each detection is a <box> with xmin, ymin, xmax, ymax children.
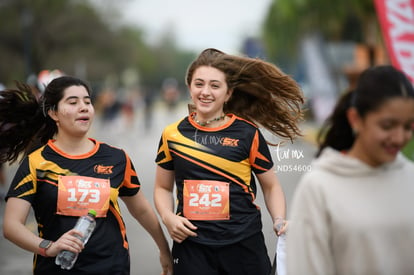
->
<box><xmin>221</xmin><ymin>137</ymin><xmax>239</xmax><ymax>147</ymax></box>
<box><xmin>94</xmin><ymin>164</ymin><xmax>113</xmax><ymax>174</ymax></box>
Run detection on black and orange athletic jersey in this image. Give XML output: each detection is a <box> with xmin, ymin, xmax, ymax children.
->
<box><xmin>6</xmin><ymin>138</ymin><xmax>140</xmax><ymax>275</ymax></box>
<box><xmin>156</xmin><ymin>114</ymin><xmax>274</xmax><ymax>246</ymax></box>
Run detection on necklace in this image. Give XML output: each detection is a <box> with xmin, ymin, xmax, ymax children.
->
<box><xmin>193</xmin><ymin>114</ymin><xmax>226</xmax><ymax>126</ymax></box>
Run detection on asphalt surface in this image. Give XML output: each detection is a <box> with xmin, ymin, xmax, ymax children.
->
<box><xmin>0</xmin><ymin>101</ymin><xmax>316</xmax><ymax>274</ymax></box>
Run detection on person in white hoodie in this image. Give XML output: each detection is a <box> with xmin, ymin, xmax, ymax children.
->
<box><xmin>286</xmin><ymin>65</ymin><xmax>414</xmax><ymax>275</ymax></box>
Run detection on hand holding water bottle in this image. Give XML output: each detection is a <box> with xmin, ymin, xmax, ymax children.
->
<box><xmin>55</xmin><ymin>209</ymin><xmax>97</xmax><ymax>270</ymax></box>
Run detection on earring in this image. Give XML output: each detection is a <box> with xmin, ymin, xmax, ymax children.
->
<box><xmin>352</xmin><ymin>128</ymin><xmax>358</xmax><ymax>136</ymax></box>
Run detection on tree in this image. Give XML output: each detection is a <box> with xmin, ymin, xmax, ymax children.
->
<box><xmin>0</xmin><ymin>0</ymin><xmax>147</xmax><ymax>85</ymax></box>
<box><xmin>0</xmin><ymin>0</ymin><xmax>197</xmax><ymax>102</ymax></box>
<box><xmin>262</xmin><ymin>0</ymin><xmax>378</xmax><ymax>64</ymax></box>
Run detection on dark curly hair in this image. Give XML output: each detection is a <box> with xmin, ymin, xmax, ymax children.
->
<box><xmin>0</xmin><ymin>76</ymin><xmax>91</xmax><ymax>163</ymax></box>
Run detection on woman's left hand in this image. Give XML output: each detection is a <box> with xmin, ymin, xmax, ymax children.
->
<box><xmin>273</xmin><ymin>218</ymin><xmax>288</xmax><ymax>236</ymax></box>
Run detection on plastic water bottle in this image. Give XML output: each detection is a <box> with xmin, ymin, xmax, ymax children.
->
<box><xmin>274</xmin><ymin>222</ymin><xmax>287</xmax><ymax>275</ymax></box>
<box><xmin>55</xmin><ymin>209</ymin><xmax>97</xmax><ymax>270</ymax></box>
<box><xmin>276</xmin><ymin>233</ymin><xmax>287</xmax><ymax>275</ymax></box>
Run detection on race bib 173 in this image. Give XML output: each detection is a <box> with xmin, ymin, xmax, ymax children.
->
<box><xmin>57</xmin><ymin>175</ymin><xmax>110</xmax><ymax>217</ymax></box>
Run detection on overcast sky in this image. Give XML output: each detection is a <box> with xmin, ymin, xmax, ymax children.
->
<box><xmin>118</xmin><ymin>0</ymin><xmax>272</xmax><ymax>53</ymax></box>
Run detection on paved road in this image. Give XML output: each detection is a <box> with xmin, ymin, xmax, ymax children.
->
<box><xmin>0</xmin><ymin>101</ymin><xmax>316</xmax><ymax>274</ymax></box>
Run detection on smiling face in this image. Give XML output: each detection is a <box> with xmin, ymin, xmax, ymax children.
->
<box><xmin>348</xmin><ymin>97</ymin><xmax>414</xmax><ymax>166</ymax></box>
<box><xmin>188</xmin><ymin>66</ymin><xmax>233</xmax><ymax>121</ymax></box>
<box><xmin>48</xmin><ymin>85</ymin><xmax>94</xmax><ymax>138</ymax></box>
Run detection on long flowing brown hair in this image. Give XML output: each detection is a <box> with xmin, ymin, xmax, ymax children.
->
<box><xmin>186</xmin><ymin>48</ymin><xmax>304</xmax><ymax>143</ymax></box>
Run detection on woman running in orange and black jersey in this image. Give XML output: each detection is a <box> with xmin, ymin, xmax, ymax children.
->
<box><xmin>0</xmin><ymin>76</ymin><xmax>172</xmax><ymax>275</ymax></box>
<box><xmin>154</xmin><ymin>48</ymin><xmax>305</xmax><ymax>275</ymax></box>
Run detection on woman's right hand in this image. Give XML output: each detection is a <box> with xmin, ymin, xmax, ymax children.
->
<box><xmin>163</xmin><ymin>213</ymin><xmax>197</xmax><ymax>243</ymax></box>
<box><xmin>45</xmin><ymin>229</ymin><xmax>85</xmax><ymax>257</ymax></box>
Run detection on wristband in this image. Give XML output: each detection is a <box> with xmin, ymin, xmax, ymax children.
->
<box><xmin>38</xmin><ymin>239</ymin><xmax>53</xmax><ymax>257</ymax></box>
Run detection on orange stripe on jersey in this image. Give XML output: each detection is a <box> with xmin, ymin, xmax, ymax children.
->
<box><xmin>170</xmin><ymin>149</ymin><xmax>254</xmax><ymax>200</ymax></box>
<box><xmin>122</xmin><ymin>153</ymin><xmax>140</xmax><ymax>189</ymax></box>
<box><xmin>249</xmin><ymin>131</ymin><xmax>270</xmax><ymax>172</ymax></box>
<box><xmin>37</xmin><ymin>179</ymin><xmax>58</xmax><ymax>186</ymax></box>
<box><xmin>230</xmin><ymin>114</ymin><xmax>260</xmax><ymax>128</ymax></box>
<box><xmin>109</xmin><ymin>204</ymin><xmax>129</xmax><ymax>249</ymax></box>
<box><xmin>47</xmin><ymin>138</ymin><xmax>100</xmax><ymax>159</ymax></box>
<box><xmin>170</xmin><ymin>142</ymin><xmax>252</xmax><ymax>184</ymax></box>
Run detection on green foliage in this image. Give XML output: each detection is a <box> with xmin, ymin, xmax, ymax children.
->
<box><xmin>0</xmin><ymin>0</ymin><xmax>195</xmax><ymax>93</ymax></box>
<box><xmin>402</xmin><ymin>138</ymin><xmax>414</xmax><ymax>162</ymax></box>
<box><xmin>262</xmin><ymin>0</ymin><xmax>377</xmax><ymax>62</ymax></box>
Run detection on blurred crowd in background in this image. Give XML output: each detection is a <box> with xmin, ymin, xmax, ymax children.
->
<box><xmin>0</xmin><ymin>0</ymin><xmax>413</xmax><ymax>195</ymax></box>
